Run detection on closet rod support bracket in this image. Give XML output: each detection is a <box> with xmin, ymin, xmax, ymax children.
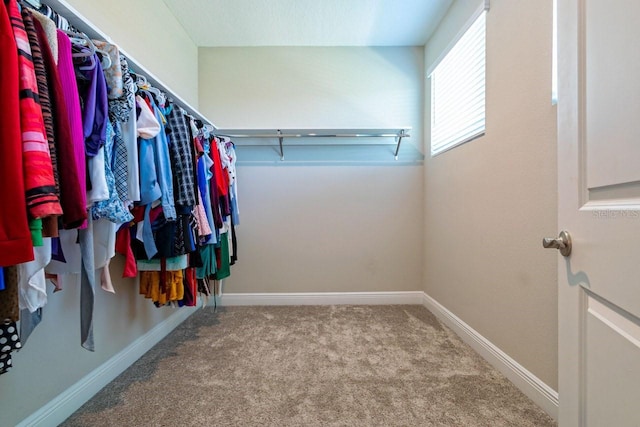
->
<box><xmin>394</xmin><ymin>129</ymin><xmax>406</xmax><ymax>160</ymax></box>
<box><xmin>277</xmin><ymin>129</ymin><xmax>284</xmax><ymax>161</ymax></box>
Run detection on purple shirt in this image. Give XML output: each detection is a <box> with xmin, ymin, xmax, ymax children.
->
<box><xmin>78</xmin><ymin>51</ymin><xmax>108</xmax><ymax>157</ymax></box>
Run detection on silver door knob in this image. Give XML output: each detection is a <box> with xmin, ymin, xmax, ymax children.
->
<box><xmin>542</xmin><ymin>230</ymin><xmax>572</xmax><ymax>257</ymax></box>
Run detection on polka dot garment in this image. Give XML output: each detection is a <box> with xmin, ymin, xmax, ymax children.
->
<box><xmin>0</xmin><ymin>321</ymin><xmax>21</xmax><ymax>375</ymax></box>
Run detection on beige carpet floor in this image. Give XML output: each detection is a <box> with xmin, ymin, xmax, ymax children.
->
<box><xmin>61</xmin><ymin>305</ymin><xmax>556</xmax><ymax>426</ymax></box>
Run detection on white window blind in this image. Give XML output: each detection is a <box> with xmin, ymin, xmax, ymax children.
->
<box><xmin>430</xmin><ymin>11</ymin><xmax>486</xmax><ymax>156</ymax></box>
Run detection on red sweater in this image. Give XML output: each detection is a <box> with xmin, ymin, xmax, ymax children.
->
<box><xmin>0</xmin><ymin>1</ymin><xmax>34</xmax><ymax>266</ymax></box>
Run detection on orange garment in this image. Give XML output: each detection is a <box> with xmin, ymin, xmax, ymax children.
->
<box><xmin>139</xmin><ymin>270</ymin><xmax>184</xmax><ymax>305</ymax></box>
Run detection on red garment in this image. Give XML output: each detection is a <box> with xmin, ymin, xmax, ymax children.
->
<box><xmin>6</xmin><ymin>0</ymin><xmax>62</xmax><ymax>220</ymax></box>
<box><xmin>0</xmin><ymin>1</ymin><xmax>33</xmax><ymax>266</ymax></box>
<box><xmin>143</xmin><ymin>96</ymin><xmax>153</xmax><ymax>113</ymax></box>
<box><xmin>183</xmin><ymin>267</ymin><xmax>197</xmax><ymax>307</ymax></box>
<box><xmin>115</xmin><ymin>226</ymin><xmax>137</xmax><ymax>278</ymax></box>
<box><xmin>22</xmin><ymin>9</ymin><xmax>59</xmax><ymax>195</ymax></box>
<box><xmin>211</xmin><ymin>138</ymin><xmax>229</xmax><ymax>196</ymax></box>
<box><xmin>193</xmin><ymin>135</ymin><xmax>204</xmax><ymax>157</ymax></box>
<box><xmin>33</xmin><ymin>17</ymin><xmax>87</xmax><ymax>229</ymax></box>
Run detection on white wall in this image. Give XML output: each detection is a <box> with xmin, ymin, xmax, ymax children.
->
<box><xmin>199</xmin><ymin>47</ymin><xmax>425</xmax><ymax>293</ymax></box>
<box><xmin>424</xmin><ymin>0</ymin><xmax>558</xmax><ymax>389</ymax></box>
<box><xmin>0</xmin><ymin>2</ymin><xmax>200</xmax><ymax>425</ymax></box>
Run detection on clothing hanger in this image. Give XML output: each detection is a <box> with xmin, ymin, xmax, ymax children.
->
<box><xmin>95</xmin><ymin>48</ymin><xmax>112</xmax><ymax>70</ymax></box>
<box><xmin>200</xmin><ymin>123</ymin><xmax>217</xmax><ymax>139</ymax></box>
<box><xmin>133</xmin><ymin>73</ymin><xmax>148</xmax><ymax>87</ymax></box>
<box><xmin>70</xmin><ymin>33</ymin><xmax>113</xmax><ymax>71</ymax></box>
<box><xmin>70</xmin><ymin>43</ymin><xmax>96</xmax><ymax>71</ymax></box>
<box><xmin>78</xmin><ymin>53</ymin><xmax>96</xmax><ymax>71</ymax></box>
<box><xmin>134</xmin><ymin>74</ymin><xmax>166</xmax><ymax>107</ymax></box>
<box><xmin>66</xmin><ymin>29</ymin><xmax>95</xmax><ymax>55</ymax></box>
<box><xmin>90</xmin><ymin>39</ymin><xmax>112</xmax><ymax>70</ymax></box>
<box><xmin>147</xmin><ymin>87</ymin><xmax>166</xmax><ymax>107</ymax></box>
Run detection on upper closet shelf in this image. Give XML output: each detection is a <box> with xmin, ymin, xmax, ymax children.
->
<box><xmin>214</xmin><ymin>128</ymin><xmax>411</xmax><ymax>161</ymax></box>
<box><xmin>39</xmin><ymin>0</ymin><xmax>216</xmax><ymax>128</ymax></box>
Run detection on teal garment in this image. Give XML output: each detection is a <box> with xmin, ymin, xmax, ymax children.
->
<box><xmin>214</xmin><ymin>233</ymin><xmax>231</xmax><ymax>280</ymax></box>
<box><xmin>196</xmin><ymin>244</ymin><xmax>217</xmax><ymax>280</ymax></box>
<box><xmin>138</xmin><ymin>255</ymin><xmax>188</xmax><ymax>271</ymax></box>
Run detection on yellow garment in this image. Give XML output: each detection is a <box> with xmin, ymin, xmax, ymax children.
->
<box><xmin>139</xmin><ymin>270</ymin><xmax>184</xmax><ymax>305</ymax></box>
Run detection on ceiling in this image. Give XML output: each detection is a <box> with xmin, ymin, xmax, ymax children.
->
<box><xmin>161</xmin><ymin>0</ymin><xmax>453</xmax><ymax>47</ymax></box>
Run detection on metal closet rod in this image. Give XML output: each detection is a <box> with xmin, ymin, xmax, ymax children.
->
<box><xmin>213</xmin><ymin>128</ymin><xmax>411</xmax><ymax>161</ymax></box>
<box><xmin>39</xmin><ymin>0</ymin><xmax>216</xmax><ymax>128</ymax></box>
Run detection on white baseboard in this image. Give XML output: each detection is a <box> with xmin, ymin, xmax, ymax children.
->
<box><xmin>422</xmin><ymin>293</ymin><xmax>559</xmax><ymax>420</ymax></box>
<box><xmin>219</xmin><ymin>291</ymin><xmax>425</xmax><ymax>306</ymax></box>
<box><xmin>17</xmin><ymin>307</ymin><xmax>197</xmax><ymax>427</ymax></box>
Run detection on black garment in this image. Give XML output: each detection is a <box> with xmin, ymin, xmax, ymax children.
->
<box><xmin>0</xmin><ymin>321</ymin><xmax>22</xmax><ymax>375</ymax></box>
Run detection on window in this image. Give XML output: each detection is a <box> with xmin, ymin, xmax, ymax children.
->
<box><xmin>429</xmin><ymin>10</ymin><xmax>486</xmax><ymax>156</ymax></box>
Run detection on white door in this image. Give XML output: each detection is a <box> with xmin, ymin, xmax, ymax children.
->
<box><xmin>556</xmin><ymin>0</ymin><xmax>640</xmax><ymax>425</ymax></box>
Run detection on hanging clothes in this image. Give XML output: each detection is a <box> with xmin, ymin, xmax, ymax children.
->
<box><xmin>4</xmin><ymin>4</ymin><xmax>61</xmax><ymax>347</ymax></box>
<box><xmin>0</xmin><ymin>266</ymin><xmax>19</xmax><ymax>323</ymax></box>
<box><xmin>150</xmin><ymin>99</ymin><xmax>176</xmax><ymax>221</ymax></box>
<box><xmin>93</xmin><ymin>219</ymin><xmax>117</xmax><ymax>293</ymax></box>
<box><xmin>17</xmin><ymin>239</ymin><xmax>51</xmax><ymax>315</ymax></box>
<box><xmin>139</xmin><ymin>270</ymin><xmax>184</xmax><ymax>306</ymax></box>
<box><xmin>0</xmin><ymin>321</ymin><xmax>22</xmax><ymax>375</ymax></box>
<box><xmin>78</xmin><ymin>218</ymin><xmax>96</xmax><ymax>351</ymax></box>
<box><xmin>77</xmin><ymin>50</ymin><xmax>108</xmax><ymax>157</ymax></box>
<box><xmin>32</xmin><ymin>13</ymin><xmax>86</xmax><ymax>229</ymax></box>
<box><xmin>29</xmin><ymin>8</ymin><xmax>58</xmax><ymax>62</ymax></box>
<box><xmin>22</xmin><ymin>8</ymin><xmax>60</xmax><ymax>201</ymax></box>
<box><xmin>119</xmin><ymin>61</ymin><xmax>140</xmax><ymax>204</ymax></box>
<box><xmin>90</xmin><ymin>121</ymin><xmax>133</xmax><ymax>224</ymax></box>
<box><xmin>6</xmin><ymin>0</ymin><xmax>62</xmax><ymax>229</ymax></box>
<box><xmin>80</xmin><ymin>54</ymin><xmax>110</xmax><ymax>206</ymax></box>
<box><xmin>93</xmin><ymin>40</ymin><xmax>123</xmax><ymax>99</ymax></box>
<box><xmin>165</xmin><ymin>105</ymin><xmax>196</xmax><ymax>207</ymax></box>
<box><xmin>56</xmin><ymin>29</ymin><xmax>88</xmax><ymax>219</ymax></box>
<box><xmin>0</xmin><ymin>1</ymin><xmax>239</xmax><ymax>374</ymax></box>
<box><xmin>35</xmin><ymin>3</ymin><xmax>69</xmax><ymax>32</ymax></box>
